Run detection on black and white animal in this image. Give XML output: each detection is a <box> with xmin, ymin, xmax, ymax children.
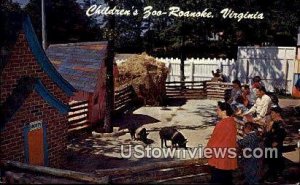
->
<box><xmin>129</xmin><ymin>126</ymin><xmax>149</xmax><ymax>143</ymax></box>
<box><xmin>159</xmin><ymin>127</ymin><xmax>187</xmax><ymax>149</ymax></box>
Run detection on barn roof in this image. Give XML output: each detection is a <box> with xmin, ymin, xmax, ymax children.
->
<box><xmin>46</xmin><ymin>42</ymin><xmax>108</xmax><ymax>93</ymax></box>
<box><xmin>23</xmin><ymin>16</ymin><xmax>76</xmax><ymax>96</ymax></box>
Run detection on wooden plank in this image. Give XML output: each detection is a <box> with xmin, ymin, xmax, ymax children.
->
<box><xmin>68</xmin><ymin>124</ymin><xmax>90</xmax><ymax>133</ymax></box>
<box><xmin>111</xmin><ymin>165</ymin><xmax>210</xmax><ymax>184</ymax></box>
<box><xmin>206</xmin><ymin>94</ymin><xmax>224</xmax><ymax>97</ymax></box>
<box><xmin>165</xmin><ymin>81</ymin><xmax>204</xmax><ymax>84</ymax></box>
<box><xmin>115</xmin><ymin>95</ymin><xmax>133</xmax><ymax>103</ymax></box>
<box><xmin>68</xmin><ymin>117</ymin><xmax>87</xmax><ymax>125</ymax></box>
<box><xmin>70</xmin><ymin>106</ymin><xmax>88</xmax><ymax>112</ymax></box>
<box><xmin>114</xmin><ymin>103</ymin><xmax>134</xmax><ymax>112</ymax></box>
<box><xmin>166</xmin><ymin>85</ymin><xmax>204</xmax><ymax>89</ymax></box>
<box><xmin>155</xmin><ymin>173</ymin><xmax>210</xmax><ymax>184</ymax></box>
<box><xmin>69</xmin><ymin>101</ymin><xmax>88</xmax><ymax>107</ymax></box>
<box><xmin>1</xmin><ymin>160</ymin><xmax>109</xmax><ymax>184</ymax></box>
<box><xmin>68</xmin><ymin>120</ymin><xmax>89</xmax><ymax>129</ymax></box>
<box><xmin>68</xmin><ymin>111</ymin><xmax>88</xmax><ymax>119</ymax></box>
<box><xmin>115</xmin><ymin>90</ymin><xmax>133</xmax><ymax>99</ymax></box>
<box><xmin>206</xmin><ymin>82</ymin><xmax>232</xmax><ymax>85</ymax></box>
<box><xmin>95</xmin><ymin>158</ymin><xmax>207</xmax><ymax>177</ymax></box>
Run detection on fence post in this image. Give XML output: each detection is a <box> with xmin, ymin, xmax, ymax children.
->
<box><xmin>246</xmin><ymin>60</ymin><xmax>250</xmax><ymax>84</ymax></box>
<box><xmin>190</xmin><ymin>59</ymin><xmax>194</xmax><ymax>85</ymax></box>
<box><xmin>285</xmin><ymin>60</ymin><xmax>289</xmax><ymax>95</ymax></box>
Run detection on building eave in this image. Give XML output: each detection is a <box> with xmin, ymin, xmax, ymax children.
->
<box><xmin>23</xmin><ymin>16</ymin><xmax>76</xmax><ymax>96</ymax></box>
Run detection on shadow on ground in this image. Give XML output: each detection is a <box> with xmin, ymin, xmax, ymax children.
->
<box><xmin>113</xmin><ymin>114</ymin><xmax>160</xmax><ymax>130</ymax></box>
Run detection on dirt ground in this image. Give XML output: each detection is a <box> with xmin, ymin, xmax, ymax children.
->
<box><xmin>64</xmin><ymin>99</ymin><xmax>217</xmax><ymax>172</ymax></box>
<box><xmin>64</xmin><ymin>99</ymin><xmax>300</xmax><ymax>177</ymax></box>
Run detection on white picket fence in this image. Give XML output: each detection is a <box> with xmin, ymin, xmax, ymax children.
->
<box><xmin>115</xmin><ymin>46</ymin><xmax>296</xmax><ymax>94</ymax></box>
<box><xmin>156</xmin><ymin>57</ymin><xmax>236</xmax><ymax>82</ymax></box>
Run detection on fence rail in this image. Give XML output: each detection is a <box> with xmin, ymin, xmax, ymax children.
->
<box><xmin>68</xmin><ymin>100</ymin><xmax>89</xmax><ymax>132</ymax></box>
<box><xmin>166</xmin><ymin>81</ymin><xmax>206</xmax><ymax>99</ymax></box>
<box><xmin>206</xmin><ymin>82</ymin><xmax>232</xmax><ymax>99</ymax></box>
<box><xmin>95</xmin><ymin>158</ymin><xmax>210</xmax><ymax>184</ymax></box>
<box><xmin>114</xmin><ymin>85</ymin><xmax>138</xmax><ymax>115</ymax></box>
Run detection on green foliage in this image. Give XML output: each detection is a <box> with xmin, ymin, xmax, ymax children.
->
<box><xmin>0</xmin><ymin>1</ymin><xmax>23</xmax><ymax>51</ymax></box>
<box><xmin>24</xmin><ymin>0</ymin><xmax>102</xmax><ymax>44</ymax></box>
<box><xmin>112</xmin><ymin>0</ymin><xmax>299</xmax><ymax>58</ymax></box>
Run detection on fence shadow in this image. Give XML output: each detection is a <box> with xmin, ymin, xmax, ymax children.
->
<box><xmin>114</xmin><ymin>114</ymin><xmax>160</xmax><ymax>130</ymax></box>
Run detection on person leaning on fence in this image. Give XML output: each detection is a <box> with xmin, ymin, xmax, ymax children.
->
<box><xmin>242</xmin><ymin>86</ymin><xmax>272</xmax><ymax>124</ymax></box>
<box><xmin>237</xmin><ymin>122</ymin><xmax>263</xmax><ymax>185</ymax></box>
<box><xmin>211</xmin><ymin>69</ymin><xmax>224</xmax><ymax>82</ymax></box>
<box><xmin>206</xmin><ymin>101</ymin><xmax>237</xmax><ymax>185</ymax></box>
<box><xmin>263</xmin><ymin>107</ymin><xmax>287</xmax><ymax>183</ymax></box>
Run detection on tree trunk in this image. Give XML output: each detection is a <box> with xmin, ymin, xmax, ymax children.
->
<box><xmin>103</xmin><ymin>0</ymin><xmax>115</xmax><ymax>133</ymax></box>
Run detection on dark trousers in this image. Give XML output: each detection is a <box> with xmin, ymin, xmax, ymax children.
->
<box><xmin>265</xmin><ymin>154</ymin><xmax>285</xmax><ymax>180</ymax></box>
<box><xmin>210</xmin><ymin>167</ymin><xmax>233</xmax><ymax>185</ymax></box>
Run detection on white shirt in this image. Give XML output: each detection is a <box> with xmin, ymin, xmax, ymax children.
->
<box><xmin>244</xmin><ymin>94</ymin><xmax>272</xmax><ymax>119</ymax></box>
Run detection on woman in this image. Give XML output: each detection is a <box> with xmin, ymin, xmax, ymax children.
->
<box><xmin>206</xmin><ymin>101</ymin><xmax>238</xmax><ymax>185</ymax></box>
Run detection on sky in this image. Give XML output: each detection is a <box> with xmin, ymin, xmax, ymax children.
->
<box><xmin>12</xmin><ymin>0</ymin><xmax>30</xmax><ymax>8</ymax></box>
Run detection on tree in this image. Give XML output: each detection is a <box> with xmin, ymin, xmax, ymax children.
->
<box><xmin>24</xmin><ymin>0</ymin><xmax>102</xmax><ymax>45</ymax></box>
<box><xmin>103</xmin><ymin>0</ymin><xmax>116</xmax><ymax>133</ymax></box>
<box><xmin>0</xmin><ymin>1</ymin><xmax>23</xmax><ymax>51</ymax></box>
<box><xmin>107</xmin><ymin>0</ymin><xmax>299</xmax><ymax>58</ymax></box>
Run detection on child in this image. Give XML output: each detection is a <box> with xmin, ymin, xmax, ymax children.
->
<box><xmin>238</xmin><ymin>122</ymin><xmax>263</xmax><ymax>185</ymax></box>
<box><xmin>263</xmin><ymin>115</ymin><xmax>287</xmax><ymax>182</ymax></box>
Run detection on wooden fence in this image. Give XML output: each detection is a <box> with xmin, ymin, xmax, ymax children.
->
<box><xmin>0</xmin><ymin>159</ymin><xmax>209</xmax><ymax>184</ymax></box>
<box><xmin>114</xmin><ymin>85</ymin><xmax>138</xmax><ymax>115</ymax></box>
<box><xmin>166</xmin><ymin>81</ymin><xmax>207</xmax><ymax>99</ymax></box>
<box><xmin>68</xmin><ymin>100</ymin><xmax>89</xmax><ymax>133</ymax></box>
<box><xmin>0</xmin><ymin>160</ymin><xmax>109</xmax><ymax>184</ymax></box>
<box><xmin>206</xmin><ymin>82</ymin><xmax>232</xmax><ymax>99</ymax></box>
<box><xmin>95</xmin><ymin>158</ymin><xmax>210</xmax><ymax>184</ymax></box>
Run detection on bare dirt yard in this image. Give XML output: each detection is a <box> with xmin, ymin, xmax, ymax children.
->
<box><xmin>64</xmin><ymin>98</ymin><xmax>299</xmax><ymax>183</ymax></box>
<box><xmin>64</xmin><ymin>99</ymin><xmax>218</xmax><ymax>172</ymax></box>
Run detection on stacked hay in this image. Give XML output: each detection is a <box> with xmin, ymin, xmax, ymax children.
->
<box><xmin>116</xmin><ymin>53</ymin><xmax>169</xmax><ymax>106</ymax></box>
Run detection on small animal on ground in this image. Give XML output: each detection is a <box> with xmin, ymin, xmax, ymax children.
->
<box><xmin>159</xmin><ymin>127</ymin><xmax>187</xmax><ymax>149</ymax></box>
<box><xmin>129</xmin><ymin>126</ymin><xmax>149</xmax><ymax>144</ymax></box>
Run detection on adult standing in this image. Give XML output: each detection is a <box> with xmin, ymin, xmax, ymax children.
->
<box><xmin>206</xmin><ymin>101</ymin><xmax>238</xmax><ymax>185</ymax></box>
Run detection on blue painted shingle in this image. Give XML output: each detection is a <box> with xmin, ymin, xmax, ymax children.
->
<box><xmin>46</xmin><ymin>42</ymin><xmax>108</xmax><ymax>93</ymax></box>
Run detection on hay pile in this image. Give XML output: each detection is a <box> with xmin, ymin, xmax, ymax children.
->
<box><xmin>116</xmin><ymin>53</ymin><xmax>169</xmax><ymax>106</ymax></box>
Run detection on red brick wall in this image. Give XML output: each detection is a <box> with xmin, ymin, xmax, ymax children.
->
<box><xmin>0</xmin><ymin>32</ymin><xmax>69</xmax><ymax>168</ymax></box>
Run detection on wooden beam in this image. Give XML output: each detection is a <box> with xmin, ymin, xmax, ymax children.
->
<box><xmin>111</xmin><ymin>164</ymin><xmax>210</xmax><ymax>183</ymax></box>
<box><xmin>95</xmin><ymin>158</ymin><xmax>207</xmax><ymax>177</ymax></box>
<box><xmin>1</xmin><ymin>160</ymin><xmax>109</xmax><ymax>184</ymax></box>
